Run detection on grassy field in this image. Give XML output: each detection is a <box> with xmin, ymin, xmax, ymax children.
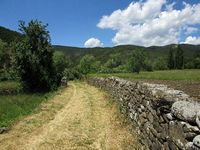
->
<box><xmin>0</xmin><ymin>81</ymin><xmax>58</xmax><ymax>128</ymax></box>
<box><xmin>89</xmin><ymin>70</ymin><xmax>200</xmax><ymax>81</ymax></box>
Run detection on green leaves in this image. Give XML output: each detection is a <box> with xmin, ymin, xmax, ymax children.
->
<box><xmin>128</xmin><ymin>49</ymin><xmax>146</xmax><ymax>74</ymax></box>
<box><xmin>14</xmin><ymin>20</ymin><xmax>57</xmax><ymax>92</ymax></box>
<box><xmin>79</xmin><ymin>54</ymin><xmax>97</xmax><ymax>74</ymax></box>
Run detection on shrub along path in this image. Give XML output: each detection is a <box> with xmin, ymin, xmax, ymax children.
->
<box><xmin>0</xmin><ymin>81</ymin><xmax>142</xmax><ymax>150</ymax></box>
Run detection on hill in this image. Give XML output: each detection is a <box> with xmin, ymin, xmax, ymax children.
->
<box><xmin>0</xmin><ymin>26</ymin><xmax>22</xmax><ymax>43</ymax></box>
<box><xmin>53</xmin><ymin>44</ymin><xmax>200</xmax><ymax>65</ymax></box>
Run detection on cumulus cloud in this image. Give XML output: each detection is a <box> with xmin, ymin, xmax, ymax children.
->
<box><xmin>183</xmin><ymin>36</ymin><xmax>200</xmax><ymax>45</ymax></box>
<box><xmin>97</xmin><ymin>0</ymin><xmax>200</xmax><ymax>47</ymax></box>
<box><xmin>84</xmin><ymin>38</ymin><xmax>103</xmax><ymax>48</ymax></box>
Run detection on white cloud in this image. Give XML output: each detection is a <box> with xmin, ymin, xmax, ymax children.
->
<box><xmin>184</xmin><ymin>36</ymin><xmax>200</xmax><ymax>45</ymax></box>
<box><xmin>84</xmin><ymin>38</ymin><xmax>103</xmax><ymax>48</ymax></box>
<box><xmin>97</xmin><ymin>0</ymin><xmax>200</xmax><ymax>47</ymax></box>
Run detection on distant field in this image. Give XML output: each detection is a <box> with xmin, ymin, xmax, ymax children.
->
<box><xmin>0</xmin><ymin>81</ymin><xmax>57</xmax><ymax>128</ymax></box>
<box><xmin>89</xmin><ymin>70</ymin><xmax>200</xmax><ymax>81</ymax></box>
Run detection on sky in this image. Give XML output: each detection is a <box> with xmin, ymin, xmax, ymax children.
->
<box><xmin>0</xmin><ymin>0</ymin><xmax>200</xmax><ymax>47</ymax></box>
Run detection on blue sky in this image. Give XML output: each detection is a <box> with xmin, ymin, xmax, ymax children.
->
<box><xmin>0</xmin><ymin>0</ymin><xmax>200</xmax><ymax>47</ymax></box>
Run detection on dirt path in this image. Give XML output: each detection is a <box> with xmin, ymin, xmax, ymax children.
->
<box><xmin>0</xmin><ymin>81</ymin><xmax>142</xmax><ymax>150</ymax></box>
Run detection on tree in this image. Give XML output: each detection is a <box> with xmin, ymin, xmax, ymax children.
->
<box><xmin>79</xmin><ymin>54</ymin><xmax>97</xmax><ymax>74</ymax></box>
<box><xmin>193</xmin><ymin>52</ymin><xmax>200</xmax><ymax>69</ymax></box>
<box><xmin>154</xmin><ymin>57</ymin><xmax>168</xmax><ymax>70</ymax></box>
<box><xmin>175</xmin><ymin>44</ymin><xmax>184</xmax><ymax>69</ymax></box>
<box><xmin>128</xmin><ymin>49</ymin><xmax>146</xmax><ymax>74</ymax></box>
<box><xmin>143</xmin><ymin>59</ymin><xmax>153</xmax><ymax>72</ymax></box>
<box><xmin>53</xmin><ymin>51</ymin><xmax>71</xmax><ymax>83</ymax></box>
<box><xmin>167</xmin><ymin>47</ymin><xmax>175</xmax><ymax>69</ymax></box>
<box><xmin>105</xmin><ymin>53</ymin><xmax>121</xmax><ymax>69</ymax></box>
<box><xmin>14</xmin><ymin>20</ymin><xmax>57</xmax><ymax>92</ymax></box>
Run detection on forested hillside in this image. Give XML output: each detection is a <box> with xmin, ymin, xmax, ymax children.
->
<box><xmin>0</xmin><ymin>26</ymin><xmax>22</xmax><ymax>43</ymax></box>
<box><xmin>53</xmin><ymin>44</ymin><xmax>200</xmax><ymax>66</ymax></box>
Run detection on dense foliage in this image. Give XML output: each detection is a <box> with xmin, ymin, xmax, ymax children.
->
<box><xmin>167</xmin><ymin>45</ymin><xmax>184</xmax><ymax>70</ymax></box>
<box><xmin>14</xmin><ymin>20</ymin><xmax>58</xmax><ymax>92</ymax></box>
<box><xmin>78</xmin><ymin>54</ymin><xmax>99</xmax><ymax>74</ymax></box>
<box><xmin>53</xmin><ymin>51</ymin><xmax>71</xmax><ymax>83</ymax></box>
<box><xmin>175</xmin><ymin>45</ymin><xmax>184</xmax><ymax>69</ymax></box>
<box><xmin>53</xmin><ymin>44</ymin><xmax>200</xmax><ymax>70</ymax></box>
<box><xmin>128</xmin><ymin>49</ymin><xmax>146</xmax><ymax>74</ymax></box>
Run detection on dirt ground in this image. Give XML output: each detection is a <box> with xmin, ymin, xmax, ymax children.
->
<box><xmin>140</xmin><ymin>80</ymin><xmax>200</xmax><ymax>100</ymax></box>
<box><xmin>0</xmin><ymin>81</ymin><xmax>143</xmax><ymax>150</ymax></box>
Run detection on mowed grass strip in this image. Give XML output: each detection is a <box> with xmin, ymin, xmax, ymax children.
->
<box><xmin>0</xmin><ymin>81</ymin><xmax>56</xmax><ymax>128</ymax></box>
<box><xmin>89</xmin><ymin>69</ymin><xmax>200</xmax><ymax>81</ymax></box>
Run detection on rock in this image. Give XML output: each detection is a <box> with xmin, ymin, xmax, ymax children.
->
<box><xmin>148</xmin><ymin>113</ymin><xmax>154</xmax><ymax>123</ymax></box>
<box><xmin>181</xmin><ymin>122</ymin><xmax>200</xmax><ymax>133</ymax></box>
<box><xmin>140</xmin><ymin>105</ymin><xmax>145</xmax><ymax>110</ymax></box>
<box><xmin>163</xmin><ymin>142</ymin><xmax>170</xmax><ymax>150</ymax></box>
<box><xmin>171</xmin><ymin>101</ymin><xmax>200</xmax><ymax>123</ymax></box>
<box><xmin>166</xmin><ymin>113</ymin><xmax>173</xmax><ymax>121</ymax></box>
<box><xmin>196</xmin><ymin>111</ymin><xmax>200</xmax><ymax>129</ymax></box>
<box><xmin>176</xmin><ymin>139</ymin><xmax>185</xmax><ymax>149</ymax></box>
<box><xmin>185</xmin><ymin>132</ymin><xmax>198</xmax><ymax>141</ymax></box>
<box><xmin>193</xmin><ymin>135</ymin><xmax>200</xmax><ymax>148</ymax></box>
<box><xmin>0</xmin><ymin>127</ymin><xmax>9</xmax><ymax>134</ymax></box>
<box><xmin>186</xmin><ymin>142</ymin><xmax>200</xmax><ymax>150</ymax></box>
<box><xmin>167</xmin><ymin>139</ymin><xmax>179</xmax><ymax>150</ymax></box>
<box><xmin>186</xmin><ymin>142</ymin><xmax>193</xmax><ymax>150</ymax></box>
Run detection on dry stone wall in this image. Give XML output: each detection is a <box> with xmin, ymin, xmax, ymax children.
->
<box><xmin>87</xmin><ymin>77</ymin><xmax>200</xmax><ymax>150</ymax></box>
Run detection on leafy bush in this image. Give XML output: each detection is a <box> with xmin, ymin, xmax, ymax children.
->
<box><xmin>63</xmin><ymin>68</ymin><xmax>82</xmax><ymax>81</ymax></box>
<box><xmin>79</xmin><ymin>54</ymin><xmax>99</xmax><ymax>74</ymax></box>
<box><xmin>105</xmin><ymin>53</ymin><xmax>122</xmax><ymax>69</ymax></box>
<box><xmin>143</xmin><ymin>60</ymin><xmax>153</xmax><ymax>72</ymax></box>
<box><xmin>53</xmin><ymin>51</ymin><xmax>71</xmax><ymax>84</ymax></box>
<box><xmin>153</xmin><ymin>57</ymin><xmax>168</xmax><ymax>70</ymax></box>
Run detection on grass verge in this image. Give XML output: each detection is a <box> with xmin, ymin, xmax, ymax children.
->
<box><xmin>0</xmin><ymin>81</ymin><xmax>62</xmax><ymax>128</ymax></box>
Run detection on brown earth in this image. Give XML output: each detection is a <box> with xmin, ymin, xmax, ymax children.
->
<box><xmin>0</xmin><ymin>81</ymin><xmax>143</xmax><ymax>150</ymax></box>
<box><xmin>140</xmin><ymin>80</ymin><xmax>200</xmax><ymax>100</ymax></box>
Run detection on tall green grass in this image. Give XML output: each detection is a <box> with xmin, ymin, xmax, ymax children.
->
<box><xmin>0</xmin><ymin>81</ymin><xmax>57</xmax><ymax>128</ymax></box>
<box><xmin>89</xmin><ymin>70</ymin><xmax>200</xmax><ymax>81</ymax></box>
<box><xmin>0</xmin><ymin>81</ymin><xmax>21</xmax><ymax>94</ymax></box>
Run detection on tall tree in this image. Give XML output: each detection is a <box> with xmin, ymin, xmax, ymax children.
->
<box><xmin>167</xmin><ymin>47</ymin><xmax>175</xmax><ymax>69</ymax></box>
<box><xmin>175</xmin><ymin>44</ymin><xmax>184</xmax><ymax>69</ymax></box>
<box><xmin>14</xmin><ymin>20</ymin><xmax>57</xmax><ymax>92</ymax></box>
<box><xmin>128</xmin><ymin>49</ymin><xmax>146</xmax><ymax>74</ymax></box>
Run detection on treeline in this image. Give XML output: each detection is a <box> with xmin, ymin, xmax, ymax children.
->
<box><xmin>77</xmin><ymin>45</ymin><xmax>200</xmax><ymax>75</ymax></box>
